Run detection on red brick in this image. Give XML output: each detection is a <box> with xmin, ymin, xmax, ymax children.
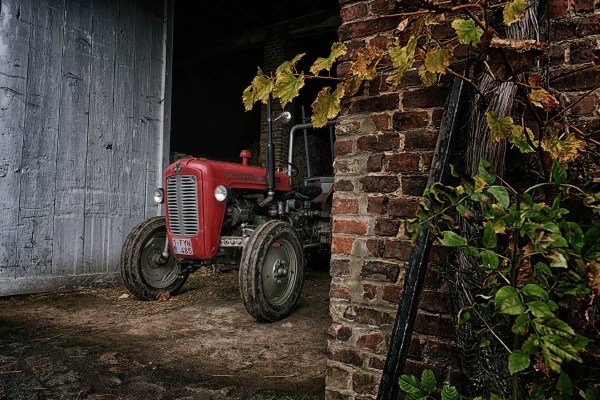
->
<box><xmin>367</xmin><ymin>195</ymin><xmax>388</xmax><ymax>214</ymax></box>
<box><xmin>550</xmin><ymin>18</ymin><xmax>577</xmax><ymax>41</ymax></box>
<box><xmin>382</xmin><ymin>284</ymin><xmax>402</xmax><ymax>304</ymax></box>
<box><xmin>357</xmin><ymin>133</ymin><xmax>400</xmax><ymax>151</ymax></box>
<box><xmin>340</xmin><ymin>3</ymin><xmax>367</xmax><ymax>23</ymax></box>
<box><xmin>327</xmin><ymin>323</ymin><xmax>353</xmax><ymax>342</ymax></box>
<box><xmin>383</xmin><ymin>239</ymin><xmax>413</xmax><ymax>260</ymax></box>
<box><xmin>371</xmin><ymin>113</ymin><xmax>391</xmax><ymax>131</ymax></box>
<box><xmin>331</xmin><ymin>259</ymin><xmax>351</xmax><ymax>277</ymax></box>
<box><xmin>335</xmin><ymin>179</ymin><xmax>355</xmax><ymax>192</ymax></box>
<box><xmin>375</xmin><ymin>218</ymin><xmax>400</xmax><ymax>236</ymax></box>
<box><xmin>404</xmin><ymin>130</ymin><xmax>438</xmax><ymax>150</ymax></box>
<box><xmin>360</xmin><ymin>175</ymin><xmax>400</xmax><ymax>193</ymax></box>
<box><xmin>402</xmin><ymin>175</ymin><xmax>427</xmax><ymax>196</ymax></box>
<box><xmin>551</xmin><ymin>67</ymin><xmax>600</xmax><ymax>91</ymax></box>
<box><xmin>329</xmin><ymin>347</ymin><xmax>363</xmax><ymax>367</ymax></box>
<box><xmin>419</xmin><ymin>290</ymin><xmax>451</xmax><ymax>313</ymax></box>
<box><xmin>357</xmin><ymin>331</ymin><xmax>384</xmax><ymax>351</ymax></box>
<box><xmin>326</xmin><ymin>365</ymin><xmax>352</xmax><ymax>389</ymax></box>
<box><xmin>388</xmin><ymin>197</ymin><xmax>419</xmax><ymax>217</ymax></box>
<box><xmin>424</xmin><ymin>265</ymin><xmax>445</xmax><ymax>289</ymax></box>
<box><xmin>570</xmin><ymin>93</ymin><xmax>598</xmax><ymax>115</ymax></box>
<box><xmin>334</xmin><ymin>139</ymin><xmax>354</xmax><ymax>157</ymax></box>
<box><xmin>403</xmin><ymin>86</ymin><xmax>447</xmax><ymax>108</ymax></box>
<box><xmin>404</xmin><ymin>359</ymin><xmax>445</xmax><ymax>380</ymax></box>
<box><xmin>579</xmin><ymin>15</ymin><xmax>600</xmax><ymax>36</ymax></box>
<box><xmin>367</xmin><ymin>154</ymin><xmax>384</xmax><ymax>172</ymax></box>
<box><xmin>352</xmin><ymin>372</ymin><xmax>379</xmax><ymax>395</ymax></box>
<box><xmin>338</xmin><ymin>17</ymin><xmax>401</xmax><ymax>41</ymax></box>
<box><xmin>363</xmin><ymin>284</ymin><xmax>377</xmax><ymax>301</ymax></box>
<box><xmin>325</xmin><ymin>389</ymin><xmax>353</xmax><ymax>400</ymax></box>
<box><xmin>368</xmin><ymin>355</ymin><xmax>386</xmax><ymax>370</ymax></box>
<box><xmin>343</xmin><ymin>306</ymin><xmax>395</xmax><ymax>325</ymax></box>
<box><xmin>570</xmin><ymin>38</ymin><xmax>596</xmax><ymax>64</ymax></box>
<box><xmin>573</xmin><ymin>0</ymin><xmax>595</xmax><ymax>12</ymax></box>
<box><xmin>369</xmin><ymin>35</ymin><xmax>389</xmax><ymax>50</ymax></box>
<box><xmin>429</xmin><ymin>245</ymin><xmax>450</xmax><ymax>263</ymax></box>
<box><xmin>330</xmin><ymin>283</ymin><xmax>353</xmax><ymax>300</ymax></box>
<box><xmin>369</xmin><ymin>0</ymin><xmax>394</xmax><ymax>14</ymax></box>
<box><xmin>549</xmin><ymin>0</ymin><xmax>569</xmax><ymax>17</ymax></box>
<box><xmin>414</xmin><ymin>311</ymin><xmax>455</xmax><ymax>338</ymax></box>
<box><xmin>333</xmin><ymin>197</ymin><xmax>359</xmax><ymax>214</ymax></box>
<box><xmin>333</xmin><ymin>219</ymin><xmax>368</xmax><ymax>235</ymax></box>
<box><xmin>386</xmin><ymin>153</ymin><xmax>420</xmax><ymax>172</ymax></box>
<box><xmin>360</xmin><ymin>260</ymin><xmax>400</xmax><ymax>282</ymax></box>
<box><xmin>332</xmin><ymin>236</ymin><xmax>354</xmax><ymax>255</ymax></box>
<box><xmin>393</xmin><ymin>111</ymin><xmax>429</xmax><ymax>130</ymax></box>
<box><xmin>431</xmin><ymin>109</ymin><xmax>444</xmax><ymax>129</ymax></box>
<box><xmin>349</xmin><ymin>94</ymin><xmax>400</xmax><ymax>113</ymax></box>
<box><xmin>366</xmin><ymin>239</ymin><xmax>384</xmax><ymax>257</ymax></box>
<box><xmin>424</xmin><ymin>339</ymin><xmax>458</xmax><ymax>360</ymax></box>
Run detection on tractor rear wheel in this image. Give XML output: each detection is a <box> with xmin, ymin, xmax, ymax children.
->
<box><xmin>121</xmin><ymin>216</ymin><xmax>188</xmax><ymax>300</ymax></box>
<box><xmin>239</xmin><ymin>220</ymin><xmax>305</xmax><ymax>322</ymax></box>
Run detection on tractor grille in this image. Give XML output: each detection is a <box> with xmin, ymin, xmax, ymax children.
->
<box><xmin>166</xmin><ymin>175</ymin><xmax>199</xmax><ymax>235</ymax></box>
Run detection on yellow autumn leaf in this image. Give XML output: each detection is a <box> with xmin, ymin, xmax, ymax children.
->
<box><xmin>424</xmin><ymin>47</ymin><xmax>452</xmax><ymax>74</ymax></box>
<box><xmin>310</xmin><ymin>42</ymin><xmax>347</xmax><ymax>76</ymax></box>
<box><xmin>311</xmin><ymin>84</ymin><xmax>345</xmax><ymax>128</ymax></box>
<box><xmin>242</xmin><ymin>67</ymin><xmax>274</xmax><ymax>111</ymax></box>
<box><xmin>486</xmin><ymin>111</ymin><xmax>514</xmax><ymax>142</ymax></box>
<box><xmin>386</xmin><ymin>36</ymin><xmax>417</xmax><ymax>89</ymax></box>
<box><xmin>349</xmin><ymin>45</ymin><xmax>383</xmax><ymax>81</ymax></box>
<box><xmin>418</xmin><ymin>65</ymin><xmax>438</xmax><ymax>87</ymax></box>
<box><xmin>273</xmin><ymin>57</ymin><xmax>306</xmax><ymax>108</ymax></box>
<box><xmin>503</xmin><ymin>0</ymin><xmax>526</xmax><ymax>26</ymax></box>
<box><xmin>541</xmin><ymin>132</ymin><xmax>585</xmax><ymax>162</ymax></box>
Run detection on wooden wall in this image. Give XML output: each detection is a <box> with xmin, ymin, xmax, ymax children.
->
<box><xmin>0</xmin><ymin>0</ymin><xmax>170</xmax><ymax>295</ymax></box>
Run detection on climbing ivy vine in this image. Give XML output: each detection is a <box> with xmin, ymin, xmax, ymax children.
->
<box><xmin>242</xmin><ymin>0</ymin><xmax>599</xmax><ymax>398</ymax></box>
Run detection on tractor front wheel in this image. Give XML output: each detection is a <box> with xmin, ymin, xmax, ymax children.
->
<box><xmin>239</xmin><ymin>220</ymin><xmax>305</xmax><ymax>322</ymax></box>
<box><xmin>121</xmin><ymin>216</ymin><xmax>188</xmax><ymax>300</ymax></box>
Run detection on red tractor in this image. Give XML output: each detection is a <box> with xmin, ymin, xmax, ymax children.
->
<box><xmin>120</xmin><ymin>104</ymin><xmax>335</xmax><ymax>321</ymax></box>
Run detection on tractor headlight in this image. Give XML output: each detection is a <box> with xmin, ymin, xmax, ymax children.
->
<box><xmin>153</xmin><ymin>188</ymin><xmax>164</xmax><ymax>204</ymax></box>
<box><xmin>214</xmin><ymin>185</ymin><xmax>229</xmax><ymax>202</ymax></box>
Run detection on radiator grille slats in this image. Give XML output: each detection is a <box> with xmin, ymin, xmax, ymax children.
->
<box><xmin>166</xmin><ymin>175</ymin><xmax>199</xmax><ymax>235</ymax></box>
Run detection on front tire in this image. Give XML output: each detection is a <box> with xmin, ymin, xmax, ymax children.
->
<box><xmin>121</xmin><ymin>216</ymin><xmax>188</xmax><ymax>300</ymax></box>
<box><xmin>240</xmin><ymin>220</ymin><xmax>305</xmax><ymax>322</ymax></box>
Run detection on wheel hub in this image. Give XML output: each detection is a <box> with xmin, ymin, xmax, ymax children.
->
<box><xmin>272</xmin><ymin>259</ymin><xmax>288</xmax><ymax>282</ymax></box>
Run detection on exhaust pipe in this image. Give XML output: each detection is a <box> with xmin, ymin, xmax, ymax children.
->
<box><xmin>265</xmin><ymin>95</ymin><xmax>276</xmax><ymax>198</ymax></box>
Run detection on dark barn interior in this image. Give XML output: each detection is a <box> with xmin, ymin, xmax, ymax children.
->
<box><xmin>171</xmin><ymin>0</ymin><xmax>341</xmax><ymax>163</ymax></box>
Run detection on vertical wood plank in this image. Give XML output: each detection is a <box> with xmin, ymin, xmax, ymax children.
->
<box><xmin>17</xmin><ymin>0</ymin><xmax>65</xmax><ymax>278</ymax></box>
<box><xmin>131</xmin><ymin>0</ymin><xmax>152</xmax><ymax>220</ymax></box>
<box><xmin>143</xmin><ymin>0</ymin><xmax>168</xmax><ymax>218</ymax></box>
<box><xmin>0</xmin><ymin>0</ymin><xmax>32</xmax><ymax>278</ymax></box>
<box><xmin>82</xmin><ymin>0</ymin><xmax>117</xmax><ymax>273</ymax></box>
<box><xmin>52</xmin><ymin>0</ymin><xmax>93</xmax><ymax>276</ymax></box>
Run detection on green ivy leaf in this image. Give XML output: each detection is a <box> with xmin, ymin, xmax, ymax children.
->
<box><xmin>561</xmin><ymin>221</ymin><xmax>584</xmax><ymax>255</ymax></box>
<box><xmin>488</xmin><ymin>186</ymin><xmax>510</xmax><ymax>208</ymax></box>
<box><xmin>521</xmin><ymin>335</ymin><xmax>540</xmax><ymax>354</ymax></box>
<box><xmin>311</xmin><ymin>85</ymin><xmax>345</xmax><ymax>128</ymax></box>
<box><xmin>495</xmin><ymin>285</ymin><xmax>524</xmax><ymax>315</ymax></box>
<box><xmin>478</xmin><ymin>159</ymin><xmax>496</xmax><ymax>185</ymax></box>
<box><xmin>534</xmin><ymin>262</ymin><xmax>553</xmax><ymax>277</ymax></box>
<box><xmin>486</xmin><ymin>111</ymin><xmax>514</xmax><ymax>142</ymax></box>
<box><xmin>512</xmin><ymin>313</ymin><xmax>530</xmax><ymax>335</ymax></box>
<box><xmin>556</xmin><ymin>372</ymin><xmax>573</xmax><ymax>399</ymax></box>
<box><xmin>541</xmin><ymin>335</ymin><xmax>581</xmax><ymax>364</ymax></box>
<box><xmin>464</xmin><ymin>246</ymin><xmax>480</xmax><ymax>257</ymax></box>
<box><xmin>439</xmin><ymin>231</ymin><xmax>467</xmax><ymax>247</ymax></box>
<box><xmin>387</xmin><ymin>36</ymin><xmax>417</xmax><ymax>89</ymax></box>
<box><xmin>542</xmin><ymin>348</ymin><xmax>563</xmax><ymax>373</ymax></box>
<box><xmin>458</xmin><ymin>310</ymin><xmax>471</xmax><ymax>327</ymax></box>
<box><xmin>552</xmin><ymin>159</ymin><xmax>567</xmax><ymax>185</ymax></box>
<box><xmin>547</xmin><ymin>249</ymin><xmax>568</xmax><ymax>268</ymax></box>
<box><xmin>399</xmin><ymin>374</ymin><xmax>423</xmax><ymax>395</ymax></box>
<box><xmin>451</xmin><ymin>18</ymin><xmax>484</xmax><ymax>46</ymax></box>
<box><xmin>508</xmin><ymin>350</ymin><xmax>530</xmax><ymax>374</ymax></box>
<box><xmin>420</xmin><ymin>369</ymin><xmax>437</xmax><ymax>392</ymax></box>
<box><xmin>489</xmin><ymin>394</ymin><xmax>502</xmax><ymax>400</ymax></box>
<box><xmin>481</xmin><ymin>249</ymin><xmax>500</xmax><ymax>269</ymax></box>
<box><xmin>483</xmin><ymin>224</ymin><xmax>497</xmax><ymax>249</ymax></box>
<box><xmin>503</xmin><ymin>0</ymin><xmax>526</xmax><ymax>26</ymax></box>
<box><xmin>508</xmin><ymin>124</ymin><xmax>535</xmax><ymax>153</ymax></box>
<box><xmin>583</xmin><ymin>223</ymin><xmax>600</xmax><ymax>260</ymax></box>
<box><xmin>535</xmin><ymin>317</ymin><xmax>575</xmax><ymax>338</ymax></box>
<box><xmin>441</xmin><ymin>385</ymin><xmax>458</xmax><ymax>400</ymax></box>
<box><xmin>424</xmin><ymin>47</ymin><xmax>452</xmax><ymax>74</ymax></box>
<box><xmin>528</xmin><ymin>300</ymin><xmax>555</xmax><ymax>318</ymax></box>
<box><xmin>310</xmin><ymin>42</ymin><xmax>347</xmax><ymax>76</ymax></box>
<box><xmin>522</xmin><ymin>283</ymin><xmax>549</xmax><ymax>302</ymax></box>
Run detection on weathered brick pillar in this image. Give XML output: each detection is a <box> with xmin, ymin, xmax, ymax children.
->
<box><xmin>260</xmin><ymin>32</ymin><xmax>292</xmax><ymax>167</ymax></box>
<box><xmin>326</xmin><ymin>0</ymin><xmax>600</xmax><ymax>398</ymax></box>
<box><xmin>326</xmin><ymin>1</ymin><xmax>460</xmax><ymax>398</ymax></box>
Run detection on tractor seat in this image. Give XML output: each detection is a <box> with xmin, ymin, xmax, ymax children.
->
<box><xmin>285</xmin><ymin>186</ymin><xmax>322</xmax><ymax>201</ymax></box>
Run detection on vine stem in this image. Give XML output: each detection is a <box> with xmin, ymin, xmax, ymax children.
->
<box><xmin>510</xmin><ymin>195</ymin><xmax>521</xmax><ymax>400</ymax></box>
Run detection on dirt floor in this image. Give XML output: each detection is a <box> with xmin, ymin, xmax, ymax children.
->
<box><xmin>0</xmin><ymin>267</ymin><xmax>332</xmax><ymax>400</ymax></box>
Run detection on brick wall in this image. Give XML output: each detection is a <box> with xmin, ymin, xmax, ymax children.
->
<box><xmin>326</xmin><ymin>0</ymin><xmax>600</xmax><ymax>398</ymax></box>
